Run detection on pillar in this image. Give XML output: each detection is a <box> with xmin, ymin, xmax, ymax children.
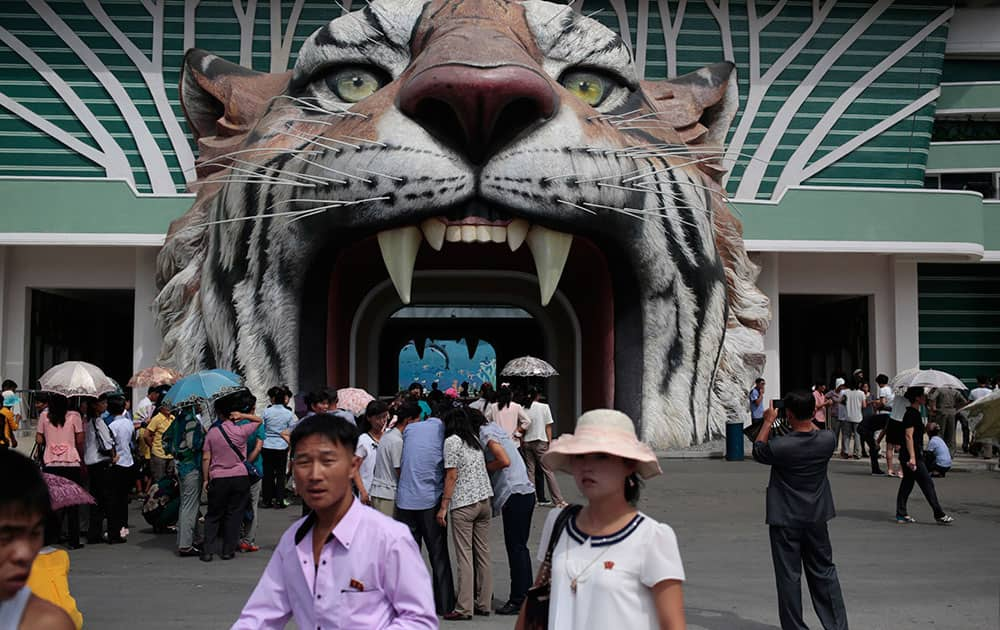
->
<box><xmin>892</xmin><ymin>259</ymin><xmax>920</xmax><ymax>372</ymax></box>
<box><xmin>755</xmin><ymin>252</ymin><xmax>781</xmax><ymax>396</ymax></box>
<box><xmin>132</xmin><ymin>248</ymin><xmax>162</xmax><ymax>408</ymax></box>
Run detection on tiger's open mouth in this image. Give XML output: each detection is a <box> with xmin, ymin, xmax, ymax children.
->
<box><xmin>377</xmin><ymin>199</ymin><xmax>572</xmax><ymax>307</ymax></box>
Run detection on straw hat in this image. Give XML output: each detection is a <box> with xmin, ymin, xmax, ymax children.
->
<box><xmin>542</xmin><ymin>409</ymin><xmax>662</xmax><ymax>479</ymax></box>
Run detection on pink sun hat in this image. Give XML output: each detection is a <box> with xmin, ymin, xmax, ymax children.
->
<box><xmin>543</xmin><ymin>409</ymin><xmax>662</xmax><ymax>479</ymax></box>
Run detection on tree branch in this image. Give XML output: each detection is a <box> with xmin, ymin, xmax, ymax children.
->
<box><xmin>232</xmin><ymin>0</ymin><xmax>258</xmax><ymax>68</ymax></box>
<box><xmin>704</xmin><ymin>0</ymin><xmax>734</xmax><ymax>63</ymax></box>
<box><xmin>0</xmin><ymin>24</ymin><xmax>132</xmax><ymax>186</ymax></box>
<box><xmin>736</xmin><ymin>0</ymin><xmax>893</xmax><ymax>199</ymax></box>
<box><xmin>608</xmin><ymin>0</ymin><xmax>633</xmax><ymax>57</ymax></box>
<box><xmin>270</xmin><ymin>0</ymin><xmax>305</xmax><ymax>73</ymax></box>
<box><xmin>797</xmin><ymin>88</ymin><xmax>940</xmax><ymax>183</ymax></box>
<box><xmin>656</xmin><ymin>0</ymin><xmax>688</xmax><ymax>78</ymax></box>
<box><xmin>635</xmin><ymin>0</ymin><xmax>649</xmax><ymax>78</ymax></box>
<box><xmin>83</xmin><ymin>0</ymin><xmax>195</xmax><ymax>184</ymax></box>
<box><xmin>776</xmin><ymin>8</ymin><xmax>953</xmax><ymax>195</ymax></box>
<box><xmin>183</xmin><ymin>0</ymin><xmax>201</xmax><ymax>52</ymax></box>
<box><xmin>0</xmin><ymin>93</ymin><xmax>107</xmax><ymax>167</ymax></box>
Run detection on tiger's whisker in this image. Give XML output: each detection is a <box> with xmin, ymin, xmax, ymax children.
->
<box><xmin>290</xmin><ymin>155</ymin><xmax>372</xmax><ymax>183</ymax></box>
<box><xmin>189</xmin><ymin>179</ymin><xmax>315</xmax><ymax>188</ymax></box>
<box><xmin>338</xmin><ymin>134</ymin><xmax>388</xmax><ymax>147</ymax></box>
<box><xmin>555</xmin><ymin>199</ymin><xmax>598</xmax><ymax>215</ymax></box>
<box><xmin>184</xmin><ymin>148</ymin><xmax>322</xmax><ymax>173</ymax></box>
<box><xmin>227</xmin><ymin>158</ymin><xmax>333</xmax><ymax>186</ymax></box>
<box><xmin>271</xmin><ymin>129</ymin><xmax>347</xmax><ymax>155</ymax></box>
<box><xmin>357</xmin><ymin>168</ymin><xmax>404</xmax><ymax>181</ymax></box>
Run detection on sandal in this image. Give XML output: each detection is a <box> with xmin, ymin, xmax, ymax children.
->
<box><xmin>895</xmin><ymin>515</ymin><xmax>916</xmax><ymax>524</ymax></box>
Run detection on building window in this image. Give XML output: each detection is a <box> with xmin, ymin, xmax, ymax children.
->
<box><xmin>924</xmin><ymin>172</ymin><xmax>999</xmax><ymax>199</ymax></box>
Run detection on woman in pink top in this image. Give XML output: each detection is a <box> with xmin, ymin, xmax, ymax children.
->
<box><xmin>200</xmin><ymin>393</ymin><xmax>263</xmax><ymax>562</ymax></box>
<box><xmin>35</xmin><ymin>395</ymin><xmax>85</xmax><ymax>549</ymax></box>
<box><xmin>485</xmin><ymin>387</ymin><xmax>531</xmax><ymax>446</ymax></box>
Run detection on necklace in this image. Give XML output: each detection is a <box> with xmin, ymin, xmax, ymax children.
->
<box><xmin>564</xmin><ymin>512</ymin><xmax>616</xmax><ymax>594</ymax></box>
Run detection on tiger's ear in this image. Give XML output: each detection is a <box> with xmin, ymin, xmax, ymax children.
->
<box><xmin>640</xmin><ymin>62</ymin><xmax>738</xmax><ymax>148</ymax></box>
<box><xmin>180</xmin><ymin>50</ymin><xmax>291</xmax><ymax>178</ymax></box>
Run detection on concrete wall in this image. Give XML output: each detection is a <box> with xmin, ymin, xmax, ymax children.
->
<box><xmin>753</xmin><ymin>252</ymin><xmax>919</xmax><ymax>396</ymax></box>
<box><xmin>0</xmin><ymin>245</ymin><xmax>161</xmax><ymax>409</ymax></box>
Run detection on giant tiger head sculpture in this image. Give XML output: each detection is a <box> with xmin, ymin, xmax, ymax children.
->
<box><xmin>155</xmin><ymin>0</ymin><xmax>769</xmax><ymax>447</ymax></box>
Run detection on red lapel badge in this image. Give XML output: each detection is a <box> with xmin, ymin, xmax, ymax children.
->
<box><xmin>604</xmin><ymin>561</ymin><xmax>615</xmax><ymax>570</ymax></box>
<box><xmin>350</xmin><ymin>578</ymin><xmax>365</xmax><ymax>592</ymax></box>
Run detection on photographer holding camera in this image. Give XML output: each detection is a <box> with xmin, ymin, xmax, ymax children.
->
<box><xmin>752</xmin><ymin>391</ymin><xmax>848</xmax><ymax>630</ymax></box>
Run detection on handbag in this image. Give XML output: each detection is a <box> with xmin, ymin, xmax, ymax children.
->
<box><xmin>518</xmin><ymin>504</ymin><xmax>582</xmax><ymax>629</ymax></box>
<box><xmin>215</xmin><ymin>423</ymin><xmax>262</xmax><ymax>484</ymax></box>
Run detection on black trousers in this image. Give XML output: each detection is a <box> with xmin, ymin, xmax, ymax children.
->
<box><xmin>86</xmin><ymin>460</ymin><xmax>112</xmax><ymax>542</ymax></box>
<box><xmin>204</xmin><ymin>475</ymin><xmax>251</xmax><ymax>556</ymax></box>
<box><xmin>107</xmin><ymin>464</ymin><xmax>134</xmax><ymax>541</ymax></box>
<box><xmin>502</xmin><ymin>492</ymin><xmax>535</xmax><ymax>605</ymax></box>
<box><xmin>769</xmin><ymin>523</ymin><xmax>848</xmax><ymax>630</ymax></box>
<box><xmin>261</xmin><ymin>448</ymin><xmax>288</xmax><ymax>505</ymax></box>
<box><xmin>43</xmin><ymin>466</ymin><xmax>82</xmax><ymax>547</ymax></box>
<box><xmin>396</xmin><ymin>502</ymin><xmax>456</xmax><ymax>615</ymax></box>
<box><xmin>897</xmin><ymin>459</ymin><xmax>945</xmax><ymax>519</ymax></box>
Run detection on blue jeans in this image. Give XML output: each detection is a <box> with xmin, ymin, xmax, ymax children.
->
<box><xmin>177</xmin><ymin>468</ymin><xmax>202</xmax><ymax>549</ymax></box>
<box><xmin>502</xmin><ymin>492</ymin><xmax>535</xmax><ymax>605</ymax></box>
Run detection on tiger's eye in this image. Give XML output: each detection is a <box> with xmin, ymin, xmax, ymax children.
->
<box><xmin>560</xmin><ymin>70</ymin><xmax>609</xmax><ymax>107</ymax></box>
<box><xmin>328</xmin><ymin>67</ymin><xmax>383</xmax><ymax>102</ymax></box>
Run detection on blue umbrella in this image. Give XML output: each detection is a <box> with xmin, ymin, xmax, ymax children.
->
<box><xmin>162</xmin><ymin>369</ymin><xmax>243</xmax><ymax>408</ymax></box>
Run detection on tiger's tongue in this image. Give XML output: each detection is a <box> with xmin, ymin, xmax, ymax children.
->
<box><xmin>376</xmin><ymin>220</ymin><xmax>573</xmax><ymax>307</ymax></box>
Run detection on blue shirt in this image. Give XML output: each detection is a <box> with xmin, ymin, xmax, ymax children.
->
<box><xmin>262</xmin><ymin>404</ymin><xmax>296</xmax><ymax>450</ymax></box>
<box><xmin>396</xmin><ymin>417</ymin><xmax>445</xmax><ymax>511</ymax></box>
<box><xmin>479</xmin><ymin>423</ymin><xmax>534</xmax><ymax>516</ymax></box>
<box><xmin>750</xmin><ymin>388</ymin><xmax>764</xmax><ymax>420</ymax></box>
<box><xmin>926</xmin><ymin>435</ymin><xmax>952</xmax><ymax>468</ymax></box>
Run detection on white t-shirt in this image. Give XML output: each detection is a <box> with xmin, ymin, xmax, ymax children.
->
<box><xmin>877</xmin><ymin>386</ymin><xmax>893</xmax><ymax>412</ymax></box>
<box><xmin>108</xmin><ymin>415</ymin><xmax>135</xmax><ymax>468</ymax></box>
<box><xmin>843</xmin><ymin>389</ymin><xmax>865</xmax><ymax>423</ymax></box>
<box><xmin>370</xmin><ymin>428</ymin><xmax>403</xmax><ymax>500</ymax></box>
<box><xmin>970</xmin><ymin>386</ymin><xmax>993</xmax><ymax>402</ymax></box>
<box><xmin>354</xmin><ymin>432</ymin><xmax>379</xmax><ymax>493</ymax></box>
<box><xmin>522</xmin><ymin>401</ymin><xmax>554</xmax><ymax>443</ymax></box>
<box><xmin>537</xmin><ymin>508</ymin><xmax>685</xmax><ymax>630</ymax></box>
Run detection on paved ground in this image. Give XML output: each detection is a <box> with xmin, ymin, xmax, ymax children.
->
<box><xmin>64</xmin><ymin>458</ymin><xmax>999</xmax><ymax>629</ymax></box>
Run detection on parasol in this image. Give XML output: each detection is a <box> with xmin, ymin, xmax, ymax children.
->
<box><xmin>500</xmin><ymin>356</ymin><xmax>559</xmax><ymax>378</ymax></box>
<box><xmin>891</xmin><ymin>369</ymin><xmax>966</xmax><ymax>391</ymax></box>
<box><xmin>38</xmin><ymin>361</ymin><xmax>119</xmax><ymax>398</ymax></box>
<box><xmin>128</xmin><ymin>366</ymin><xmax>183</xmax><ymax>388</ymax></box>
<box><xmin>963</xmin><ymin>389</ymin><xmax>1000</xmax><ymax>442</ymax></box>
<box><xmin>162</xmin><ymin>369</ymin><xmax>243</xmax><ymax>408</ymax></box>
<box><xmin>336</xmin><ymin>388</ymin><xmax>375</xmax><ymax>415</ymax></box>
<box><xmin>42</xmin><ymin>473</ymin><xmax>96</xmax><ymax>511</ymax></box>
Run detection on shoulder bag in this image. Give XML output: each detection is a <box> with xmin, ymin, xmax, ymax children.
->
<box><xmin>215</xmin><ymin>423</ymin><xmax>261</xmax><ymax>484</ymax></box>
<box><xmin>516</xmin><ymin>504</ymin><xmax>582</xmax><ymax>630</ymax></box>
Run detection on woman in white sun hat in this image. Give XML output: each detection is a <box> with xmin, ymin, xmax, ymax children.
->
<box><xmin>517</xmin><ymin>409</ymin><xmax>686</xmax><ymax>630</ymax></box>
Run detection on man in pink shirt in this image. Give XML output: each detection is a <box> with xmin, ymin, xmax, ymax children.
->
<box><xmin>812</xmin><ymin>382</ymin><xmax>830</xmax><ymax>429</ymax></box>
<box><xmin>233</xmin><ymin>414</ymin><xmax>436</xmax><ymax>629</ymax></box>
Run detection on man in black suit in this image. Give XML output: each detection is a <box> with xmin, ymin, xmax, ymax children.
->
<box><xmin>752</xmin><ymin>390</ymin><xmax>849</xmax><ymax>630</ymax></box>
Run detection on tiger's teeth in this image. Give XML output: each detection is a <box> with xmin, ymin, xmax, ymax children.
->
<box><xmin>420</xmin><ymin>219</ymin><xmax>445</xmax><ymax>251</ymax></box>
<box><xmin>461</xmin><ymin>225</ymin><xmax>477</xmax><ymax>243</ymax></box>
<box><xmin>445</xmin><ymin>225</ymin><xmax>462</xmax><ymax>242</ymax></box>
<box><xmin>526</xmin><ymin>225</ymin><xmax>573</xmax><ymax>306</ymax></box>
<box><xmin>490</xmin><ymin>226</ymin><xmax>506</xmax><ymax>243</ymax></box>
<box><xmin>507</xmin><ymin>219</ymin><xmax>530</xmax><ymax>252</ymax></box>
<box><xmin>476</xmin><ymin>225</ymin><xmax>492</xmax><ymax>242</ymax></box>
<box><xmin>377</xmin><ymin>226</ymin><xmax>422</xmax><ymax>304</ymax></box>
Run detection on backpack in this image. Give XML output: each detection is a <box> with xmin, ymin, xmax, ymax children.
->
<box><xmin>163</xmin><ymin>406</ymin><xmax>204</xmax><ymax>458</ymax></box>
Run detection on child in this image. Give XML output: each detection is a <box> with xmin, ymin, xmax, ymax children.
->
<box><xmin>0</xmin><ymin>449</ymin><xmax>75</xmax><ymax>629</ymax></box>
<box><xmin>924</xmin><ymin>422</ymin><xmax>952</xmax><ymax>477</ymax></box>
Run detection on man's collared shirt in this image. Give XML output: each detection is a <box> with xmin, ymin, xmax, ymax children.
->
<box><xmin>396</xmin><ymin>417</ymin><xmax>445</xmax><ymax>511</ymax></box>
<box><xmin>234</xmin><ymin>498</ymin><xmax>436</xmax><ymax>630</ymax></box>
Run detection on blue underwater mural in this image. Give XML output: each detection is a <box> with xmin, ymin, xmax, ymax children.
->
<box><xmin>398</xmin><ymin>338</ymin><xmax>497</xmax><ymax>393</ymax></box>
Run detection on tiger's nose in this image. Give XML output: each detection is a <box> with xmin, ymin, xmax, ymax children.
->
<box><xmin>398</xmin><ymin>64</ymin><xmax>558</xmax><ymax>164</ymax></box>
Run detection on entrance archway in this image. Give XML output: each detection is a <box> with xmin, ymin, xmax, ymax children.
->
<box><xmin>350</xmin><ymin>271</ymin><xmax>582</xmax><ymax>431</ymax></box>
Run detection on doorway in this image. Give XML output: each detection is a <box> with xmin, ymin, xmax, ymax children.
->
<box><xmin>28</xmin><ymin>289</ymin><xmax>135</xmax><ymax>389</ymax></box>
<box><xmin>779</xmin><ymin>294</ymin><xmax>870</xmax><ymax>392</ymax></box>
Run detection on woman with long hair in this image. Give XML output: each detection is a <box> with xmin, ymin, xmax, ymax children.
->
<box><xmin>518</xmin><ymin>409</ymin><xmax>686</xmax><ymax>630</ymax></box>
<box><xmin>437</xmin><ymin>407</ymin><xmax>494</xmax><ymax>621</ymax></box>
<box><xmin>896</xmin><ymin>386</ymin><xmax>954</xmax><ymax>525</ymax></box>
<box><xmin>35</xmin><ymin>395</ymin><xmax>85</xmax><ymax>549</ymax></box>
<box><xmin>485</xmin><ymin>386</ymin><xmax>531</xmax><ymax>446</ymax></box>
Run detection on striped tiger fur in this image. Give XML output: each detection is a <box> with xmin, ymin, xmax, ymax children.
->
<box><xmin>154</xmin><ymin>0</ymin><xmax>769</xmax><ymax>447</ymax></box>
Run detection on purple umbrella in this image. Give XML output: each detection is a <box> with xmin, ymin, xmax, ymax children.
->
<box><xmin>43</xmin><ymin>473</ymin><xmax>95</xmax><ymax>511</ymax></box>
